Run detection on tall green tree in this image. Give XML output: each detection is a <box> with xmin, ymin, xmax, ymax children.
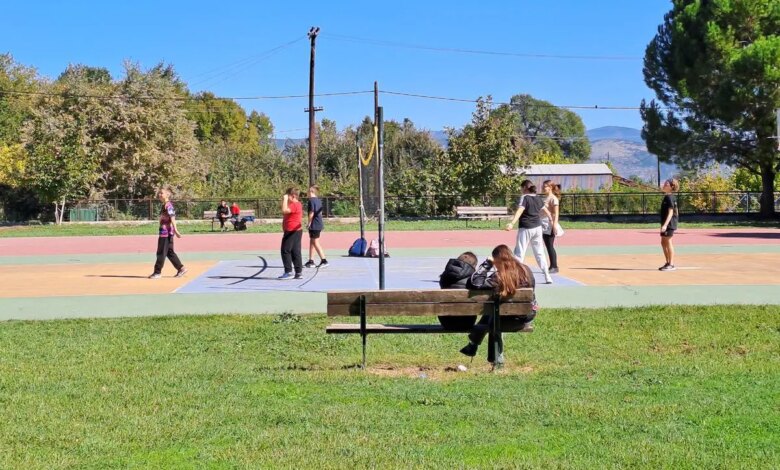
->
<box><xmin>641</xmin><ymin>0</ymin><xmax>780</xmax><ymax>217</ymax></box>
<box><xmin>446</xmin><ymin>97</ymin><xmax>527</xmax><ymax>203</ymax></box>
<box><xmin>497</xmin><ymin>94</ymin><xmax>590</xmax><ymax>162</ymax></box>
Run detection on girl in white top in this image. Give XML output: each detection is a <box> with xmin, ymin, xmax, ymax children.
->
<box><xmin>541</xmin><ymin>180</ymin><xmax>561</xmax><ymax>273</ymax></box>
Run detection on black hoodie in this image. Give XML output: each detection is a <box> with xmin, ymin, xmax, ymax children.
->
<box><xmin>439</xmin><ymin>258</ymin><xmax>476</xmax><ymax>289</ymax></box>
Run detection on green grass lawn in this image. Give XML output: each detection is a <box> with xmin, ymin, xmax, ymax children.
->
<box><xmin>1</xmin><ymin>306</ymin><xmax>777</xmax><ymax>468</ymax></box>
<box><xmin>1</xmin><ymin>218</ymin><xmax>777</xmax><ymax>237</ymax></box>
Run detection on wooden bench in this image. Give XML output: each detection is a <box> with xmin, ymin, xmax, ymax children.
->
<box><xmin>456</xmin><ymin>206</ymin><xmax>510</xmax><ymax>227</ymax></box>
<box><xmin>326</xmin><ymin>289</ymin><xmax>535</xmax><ymax>368</ymax></box>
<box><xmin>204</xmin><ymin>209</ymin><xmax>256</xmax><ymax>231</ymax></box>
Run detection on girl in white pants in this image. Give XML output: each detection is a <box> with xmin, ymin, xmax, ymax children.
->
<box><xmin>506</xmin><ymin>181</ymin><xmax>554</xmax><ymax>284</ymax></box>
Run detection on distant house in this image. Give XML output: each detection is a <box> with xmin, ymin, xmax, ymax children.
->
<box><xmin>510</xmin><ymin>164</ymin><xmax>613</xmax><ymax>192</ymax></box>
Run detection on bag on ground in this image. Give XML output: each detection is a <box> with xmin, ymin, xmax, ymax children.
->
<box><xmin>348</xmin><ymin>237</ymin><xmax>368</xmax><ymax>257</ymax></box>
<box><xmin>365</xmin><ymin>238</ymin><xmax>390</xmax><ymax>257</ymax></box>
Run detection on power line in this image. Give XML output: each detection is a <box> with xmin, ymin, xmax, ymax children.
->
<box><xmin>0</xmin><ymin>89</ymin><xmax>373</xmax><ymax>101</ymax></box>
<box><xmin>380</xmin><ymin>90</ymin><xmax>660</xmax><ymax>111</ymax></box>
<box><xmin>322</xmin><ymin>33</ymin><xmax>642</xmax><ymax>61</ymax></box>
<box><xmin>0</xmin><ymin>87</ymin><xmax>659</xmax><ymax>111</ymax></box>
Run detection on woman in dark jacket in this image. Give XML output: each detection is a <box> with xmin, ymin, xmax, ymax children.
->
<box><xmin>460</xmin><ymin>244</ymin><xmax>537</xmax><ymax>363</ymax></box>
<box><xmin>438</xmin><ymin>251</ymin><xmax>479</xmax><ymax>330</ymax></box>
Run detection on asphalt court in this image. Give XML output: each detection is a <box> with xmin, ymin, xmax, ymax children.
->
<box><xmin>175</xmin><ymin>256</ymin><xmax>583</xmax><ymax>294</ymax></box>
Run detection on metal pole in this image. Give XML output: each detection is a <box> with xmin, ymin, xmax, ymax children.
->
<box><xmin>377</xmin><ymin>106</ymin><xmax>386</xmax><ymax>290</ymax></box>
<box><xmin>307</xmin><ymin>27</ymin><xmax>320</xmax><ymax>188</ymax></box>
<box><xmin>356</xmin><ymin>135</ymin><xmax>365</xmax><ymax>240</ymax></box>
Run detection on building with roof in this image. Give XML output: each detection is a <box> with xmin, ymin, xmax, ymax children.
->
<box><xmin>509</xmin><ymin>164</ymin><xmax>614</xmax><ymax>191</ymax></box>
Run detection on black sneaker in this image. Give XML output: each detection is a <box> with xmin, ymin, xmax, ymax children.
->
<box><xmin>174</xmin><ymin>267</ymin><xmax>188</xmax><ymax>278</ymax></box>
<box><xmin>660</xmin><ymin>264</ymin><xmax>676</xmax><ymax>271</ymax></box>
<box><xmin>304</xmin><ymin>260</ymin><xmax>316</xmax><ymax>268</ymax></box>
<box><xmin>658</xmin><ymin>263</ymin><xmax>670</xmax><ymax>271</ymax></box>
<box><xmin>460</xmin><ymin>342</ymin><xmax>478</xmax><ymax>357</ymax></box>
<box><xmin>317</xmin><ymin>259</ymin><xmax>329</xmax><ymax>268</ymax></box>
<box><xmin>294</xmin><ymin>273</ymin><xmax>303</xmax><ymax>280</ymax></box>
<box><xmin>549</xmin><ymin>267</ymin><xmax>559</xmax><ymax>274</ymax></box>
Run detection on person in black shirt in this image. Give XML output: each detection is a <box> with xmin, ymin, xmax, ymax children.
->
<box><xmin>437</xmin><ymin>251</ymin><xmax>479</xmax><ymax>331</ymax></box>
<box><xmin>659</xmin><ymin>178</ymin><xmax>680</xmax><ymax>271</ymax></box>
<box><xmin>216</xmin><ymin>200</ymin><xmax>230</xmax><ymax>232</ymax></box>
<box><xmin>304</xmin><ymin>185</ymin><xmax>328</xmax><ymax>268</ymax></box>
<box><xmin>505</xmin><ymin>180</ymin><xmax>554</xmax><ymax>283</ymax></box>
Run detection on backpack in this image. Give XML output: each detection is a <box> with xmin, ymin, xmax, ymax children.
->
<box><xmin>365</xmin><ymin>239</ymin><xmax>380</xmax><ymax>257</ymax></box>
<box><xmin>365</xmin><ymin>238</ymin><xmax>389</xmax><ymax>258</ymax></box>
<box><xmin>234</xmin><ymin>218</ymin><xmax>247</xmax><ymax>231</ymax></box>
<box><xmin>348</xmin><ymin>237</ymin><xmax>368</xmax><ymax>257</ymax></box>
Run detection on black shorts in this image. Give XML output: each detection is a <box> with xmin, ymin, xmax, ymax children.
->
<box><xmin>308</xmin><ymin>229</ymin><xmax>322</xmax><ymax>239</ymax></box>
<box><xmin>661</xmin><ymin>228</ymin><xmax>675</xmax><ymax>238</ymax></box>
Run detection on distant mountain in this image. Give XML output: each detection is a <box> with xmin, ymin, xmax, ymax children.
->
<box><xmin>586</xmin><ymin>126</ymin><xmax>644</xmax><ymax>143</ymax></box>
<box><xmin>274</xmin><ymin>138</ymin><xmax>306</xmax><ymax>151</ymax></box>
<box><xmin>586</xmin><ymin>126</ymin><xmax>676</xmax><ymax>183</ymax></box>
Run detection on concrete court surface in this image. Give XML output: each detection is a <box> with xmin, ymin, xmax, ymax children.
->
<box><xmin>0</xmin><ymin>228</ymin><xmax>778</xmax><ymax>320</ymax></box>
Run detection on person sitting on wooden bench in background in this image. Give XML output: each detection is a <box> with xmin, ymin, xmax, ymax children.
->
<box><xmin>438</xmin><ymin>251</ymin><xmax>479</xmax><ymax>331</ymax></box>
<box><xmin>460</xmin><ymin>244</ymin><xmax>537</xmax><ymax>363</ymax></box>
<box><xmin>216</xmin><ymin>200</ymin><xmax>230</xmax><ymax>232</ymax></box>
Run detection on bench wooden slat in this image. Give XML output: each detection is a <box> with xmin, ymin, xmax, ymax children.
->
<box><xmin>326</xmin><ymin>323</ymin><xmax>534</xmax><ymax>334</ymax></box>
<box><xmin>327</xmin><ymin>302</ymin><xmax>534</xmax><ymax>317</ymax></box>
<box><xmin>327</xmin><ymin>289</ymin><xmax>533</xmax><ymax>306</ymax></box>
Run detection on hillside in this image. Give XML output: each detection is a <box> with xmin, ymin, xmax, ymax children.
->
<box><xmin>586</xmin><ymin>126</ymin><xmax>676</xmax><ymax>183</ymax></box>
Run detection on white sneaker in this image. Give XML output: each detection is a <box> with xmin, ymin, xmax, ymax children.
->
<box><xmin>545</xmin><ymin>276</ymin><xmax>554</xmax><ymax>284</ymax></box>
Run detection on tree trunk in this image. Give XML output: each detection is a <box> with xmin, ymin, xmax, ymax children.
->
<box><xmin>758</xmin><ymin>163</ymin><xmax>777</xmax><ymax>219</ymax></box>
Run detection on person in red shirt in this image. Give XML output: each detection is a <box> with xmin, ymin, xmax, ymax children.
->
<box><xmin>279</xmin><ymin>187</ymin><xmax>303</xmax><ymax>280</ymax></box>
<box><xmin>230</xmin><ymin>201</ymin><xmax>240</xmax><ymax>221</ymax></box>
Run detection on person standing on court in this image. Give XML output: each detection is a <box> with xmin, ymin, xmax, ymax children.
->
<box><xmin>505</xmin><ymin>180</ymin><xmax>554</xmax><ymax>284</ymax></box>
<box><xmin>304</xmin><ymin>185</ymin><xmax>328</xmax><ymax>268</ymax></box>
<box><xmin>216</xmin><ymin>200</ymin><xmax>230</xmax><ymax>232</ymax></box>
<box><xmin>659</xmin><ymin>178</ymin><xmax>680</xmax><ymax>271</ymax></box>
<box><xmin>279</xmin><ymin>187</ymin><xmax>303</xmax><ymax>280</ymax></box>
<box><xmin>541</xmin><ymin>180</ymin><xmax>561</xmax><ymax>273</ymax></box>
<box><xmin>149</xmin><ymin>188</ymin><xmax>187</xmax><ymax>279</ymax></box>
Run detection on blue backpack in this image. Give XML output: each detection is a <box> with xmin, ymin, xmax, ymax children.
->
<box><xmin>348</xmin><ymin>237</ymin><xmax>368</xmax><ymax>257</ymax></box>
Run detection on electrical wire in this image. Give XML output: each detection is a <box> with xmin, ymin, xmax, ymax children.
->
<box><xmin>322</xmin><ymin>33</ymin><xmax>641</xmax><ymax>61</ymax></box>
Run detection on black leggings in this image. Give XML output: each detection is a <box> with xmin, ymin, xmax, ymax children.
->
<box><xmin>543</xmin><ymin>233</ymin><xmax>558</xmax><ymax>269</ymax></box>
<box><xmin>153</xmin><ymin>236</ymin><xmax>183</xmax><ymax>274</ymax></box>
<box><xmin>281</xmin><ymin>230</ymin><xmax>303</xmax><ymax>274</ymax></box>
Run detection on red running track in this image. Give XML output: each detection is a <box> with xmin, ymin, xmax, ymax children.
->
<box><xmin>1</xmin><ymin>229</ymin><xmax>777</xmax><ymax>256</ymax></box>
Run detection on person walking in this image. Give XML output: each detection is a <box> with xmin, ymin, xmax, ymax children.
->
<box><xmin>304</xmin><ymin>185</ymin><xmax>328</xmax><ymax>268</ymax></box>
<box><xmin>505</xmin><ymin>180</ymin><xmax>554</xmax><ymax>284</ymax></box>
<box><xmin>659</xmin><ymin>178</ymin><xmax>680</xmax><ymax>271</ymax></box>
<box><xmin>148</xmin><ymin>188</ymin><xmax>187</xmax><ymax>279</ymax></box>
<box><xmin>541</xmin><ymin>180</ymin><xmax>561</xmax><ymax>273</ymax></box>
<box><xmin>279</xmin><ymin>187</ymin><xmax>303</xmax><ymax>280</ymax></box>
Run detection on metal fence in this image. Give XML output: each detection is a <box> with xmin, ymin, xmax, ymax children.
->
<box><xmin>49</xmin><ymin>191</ymin><xmax>778</xmax><ymax>222</ymax></box>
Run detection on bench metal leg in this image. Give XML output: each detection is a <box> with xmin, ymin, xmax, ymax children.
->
<box><xmin>359</xmin><ymin>295</ymin><xmax>367</xmax><ymax>369</ymax></box>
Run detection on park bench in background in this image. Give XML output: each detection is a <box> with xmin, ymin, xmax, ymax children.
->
<box><xmin>455</xmin><ymin>206</ymin><xmax>510</xmax><ymax>227</ymax></box>
<box><xmin>204</xmin><ymin>209</ymin><xmax>256</xmax><ymax>231</ymax></box>
<box><xmin>326</xmin><ymin>289</ymin><xmax>534</xmax><ymax>368</ymax></box>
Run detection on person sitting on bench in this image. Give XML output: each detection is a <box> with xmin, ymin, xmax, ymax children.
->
<box><xmin>460</xmin><ymin>244</ymin><xmax>537</xmax><ymax>363</ymax></box>
<box><xmin>216</xmin><ymin>200</ymin><xmax>230</xmax><ymax>231</ymax></box>
<box><xmin>438</xmin><ymin>251</ymin><xmax>479</xmax><ymax>331</ymax></box>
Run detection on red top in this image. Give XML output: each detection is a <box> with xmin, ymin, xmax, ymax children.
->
<box><xmin>231</xmin><ymin>203</ymin><xmax>240</xmax><ymax>216</ymax></box>
<box><xmin>283</xmin><ymin>200</ymin><xmax>302</xmax><ymax>232</ymax></box>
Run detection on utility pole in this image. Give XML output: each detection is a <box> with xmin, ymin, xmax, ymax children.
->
<box><xmin>305</xmin><ymin>27</ymin><xmax>322</xmax><ymax>188</ymax></box>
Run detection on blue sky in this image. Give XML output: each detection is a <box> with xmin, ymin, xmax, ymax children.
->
<box><xmin>2</xmin><ymin>0</ymin><xmax>672</xmax><ymax>137</ymax></box>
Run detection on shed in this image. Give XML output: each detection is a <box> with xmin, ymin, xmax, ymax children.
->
<box><xmin>515</xmin><ymin>164</ymin><xmax>613</xmax><ymax>191</ymax></box>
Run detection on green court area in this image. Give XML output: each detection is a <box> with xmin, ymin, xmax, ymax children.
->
<box><xmin>1</xmin><ymin>306</ymin><xmax>777</xmax><ymax>468</ymax></box>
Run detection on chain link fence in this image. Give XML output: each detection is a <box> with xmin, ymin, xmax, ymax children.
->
<box><xmin>2</xmin><ymin>191</ymin><xmax>777</xmax><ymax>222</ymax></box>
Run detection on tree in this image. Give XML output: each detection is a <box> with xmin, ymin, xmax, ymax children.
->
<box><xmin>641</xmin><ymin>0</ymin><xmax>780</xmax><ymax>217</ymax></box>
<box><xmin>446</xmin><ymin>97</ymin><xmax>528</xmax><ymax>203</ymax></box>
<box><xmin>497</xmin><ymin>94</ymin><xmax>590</xmax><ymax>162</ymax></box>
